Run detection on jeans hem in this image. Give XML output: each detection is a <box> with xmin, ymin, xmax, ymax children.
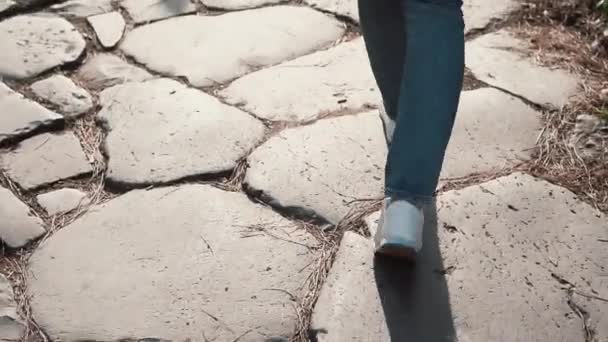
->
<box><xmin>385</xmin><ymin>187</ymin><xmax>434</xmax><ymax>207</ymax></box>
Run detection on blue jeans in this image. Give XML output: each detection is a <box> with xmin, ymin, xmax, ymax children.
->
<box><xmin>359</xmin><ymin>0</ymin><xmax>465</xmax><ymax>203</ymax></box>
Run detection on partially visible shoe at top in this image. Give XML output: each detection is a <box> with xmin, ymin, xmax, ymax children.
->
<box><xmin>374</xmin><ymin>197</ymin><xmax>424</xmax><ymax>262</ymax></box>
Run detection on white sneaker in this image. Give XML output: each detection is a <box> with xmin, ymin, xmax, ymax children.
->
<box><xmin>374</xmin><ymin>198</ymin><xmax>424</xmax><ymax>261</ymax></box>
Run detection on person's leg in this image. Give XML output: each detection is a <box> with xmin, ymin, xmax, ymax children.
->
<box><xmin>372</xmin><ymin>0</ymin><xmax>465</xmax><ymax>259</ymax></box>
<box><xmin>357</xmin><ymin>0</ymin><xmax>406</xmax><ymax>126</ymax></box>
<box><xmin>385</xmin><ymin>0</ymin><xmax>465</xmax><ymax>204</ymax></box>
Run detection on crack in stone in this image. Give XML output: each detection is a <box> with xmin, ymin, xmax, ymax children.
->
<box><xmin>551</xmin><ymin>273</ymin><xmax>598</xmax><ymax>342</ymax></box>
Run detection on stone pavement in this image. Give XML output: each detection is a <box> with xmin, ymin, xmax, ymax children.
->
<box><xmin>0</xmin><ymin>0</ymin><xmax>605</xmax><ymax>341</ymax></box>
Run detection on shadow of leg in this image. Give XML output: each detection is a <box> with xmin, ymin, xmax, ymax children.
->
<box><xmin>374</xmin><ymin>201</ymin><xmax>456</xmax><ymax>341</ymax></box>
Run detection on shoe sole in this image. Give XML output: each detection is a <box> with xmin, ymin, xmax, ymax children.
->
<box><xmin>375</xmin><ymin>243</ymin><xmax>417</xmax><ymax>262</ymax></box>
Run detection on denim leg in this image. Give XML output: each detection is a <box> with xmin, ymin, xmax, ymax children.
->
<box><xmin>358</xmin><ymin>0</ymin><xmax>405</xmax><ymax>121</ymax></box>
<box><xmin>385</xmin><ymin>0</ymin><xmax>465</xmax><ymax>203</ymax></box>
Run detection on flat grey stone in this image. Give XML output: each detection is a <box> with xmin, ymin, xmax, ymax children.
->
<box><xmin>87</xmin><ymin>11</ymin><xmax>125</xmax><ymax>48</ymax></box>
<box><xmin>246</xmin><ymin>111</ymin><xmax>386</xmax><ymax>224</ymax></box>
<box><xmin>305</xmin><ymin>0</ymin><xmax>358</xmax><ymax>22</ymax></box>
<box><xmin>76</xmin><ymin>53</ymin><xmax>154</xmax><ymax>90</ymax></box>
<box><xmin>50</xmin><ymin>0</ymin><xmax>112</xmax><ymax>17</ymax></box>
<box><xmin>439</xmin><ymin>173</ymin><xmax>607</xmax><ymax>341</ymax></box>
<box><xmin>122</xmin><ymin>0</ymin><xmax>197</xmax><ymax>23</ymax></box>
<box><xmin>220</xmin><ymin>38</ymin><xmax>380</xmax><ymax>122</ymax></box>
<box><xmin>463</xmin><ymin>0</ymin><xmax>518</xmax><ymax>32</ymax></box>
<box><xmin>121</xmin><ymin>6</ymin><xmax>345</xmax><ymax>87</ymax></box>
<box><xmin>0</xmin><ymin>274</ymin><xmax>25</xmax><ymax>340</ymax></box>
<box><xmin>28</xmin><ymin>184</ymin><xmax>316</xmax><ymax>341</ymax></box>
<box><xmin>0</xmin><ymin>187</ymin><xmax>46</xmax><ymax>248</ymax></box>
<box><xmin>36</xmin><ymin>188</ymin><xmax>89</xmax><ymax>215</ymax></box>
<box><xmin>30</xmin><ymin>75</ymin><xmax>93</xmax><ymax>117</ymax></box>
<box><xmin>441</xmin><ymin>88</ymin><xmax>541</xmax><ymax>180</ymax></box>
<box><xmin>333</xmin><ymin>173</ymin><xmax>608</xmax><ymax>341</ymax></box>
<box><xmin>0</xmin><ymin>82</ymin><xmax>62</xmax><ymax>144</ymax></box>
<box><xmin>467</xmin><ymin>30</ymin><xmax>580</xmax><ymax>108</ymax></box>
<box><xmin>98</xmin><ymin>78</ymin><xmax>266</xmax><ymax>185</ymax></box>
<box><xmin>201</xmin><ymin>0</ymin><xmax>281</xmax><ymax>10</ymax></box>
<box><xmin>0</xmin><ymin>15</ymin><xmax>86</xmax><ymax>80</ymax></box>
<box><xmin>1</xmin><ymin>132</ymin><xmax>92</xmax><ymax>190</ymax></box>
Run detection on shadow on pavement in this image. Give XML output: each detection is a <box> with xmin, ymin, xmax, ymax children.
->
<box><xmin>373</xmin><ymin>201</ymin><xmax>457</xmax><ymax>342</ymax></box>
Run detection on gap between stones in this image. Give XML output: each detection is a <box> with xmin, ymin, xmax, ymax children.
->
<box><xmin>464</xmin><ymin>11</ymin><xmax>519</xmax><ymax>41</ymax></box>
<box><xmin>550</xmin><ymin>273</ymin><xmax>598</xmax><ymax>342</ymax></box>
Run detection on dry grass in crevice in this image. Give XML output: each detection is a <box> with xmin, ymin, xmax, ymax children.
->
<box><xmin>514</xmin><ymin>23</ymin><xmax>608</xmax><ymax>76</ymax></box>
<box><xmin>0</xmin><ymin>253</ymin><xmax>48</xmax><ymax>342</ymax></box>
<box><xmin>215</xmin><ymin>158</ymin><xmax>248</xmax><ymax>192</ymax></box>
<box><xmin>340</xmin><ymin>198</ymin><xmax>384</xmax><ymax>237</ymax></box>
<box><xmin>68</xmin><ymin>107</ymin><xmax>116</xmax><ymax>204</ymax></box>
<box><xmin>516</xmin><ymin>0</ymin><xmax>608</xmax><ymax>58</ymax></box>
<box><xmin>70</xmin><ymin>115</ymin><xmax>105</xmax><ymax>178</ymax></box>
<box><xmin>290</xmin><ymin>225</ymin><xmax>337</xmax><ymax>342</ymax></box>
<box><xmin>510</xmin><ymin>23</ymin><xmax>608</xmax><ymax>212</ymax></box>
<box><xmin>525</xmin><ymin>103</ymin><xmax>608</xmax><ymax>212</ymax></box>
<box><xmin>290</xmin><ymin>199</ymin><xmax>381</xmax><ymax>342</ymax></box>
<box><xmin>439</xmin><ymin>164</ymin><xmax>525</xmax><ymax>193</ymax></box>
<box><xmin>0</xmin><ymin>169</ymin><xmax>25</xmax><ymax>198</ymax></box>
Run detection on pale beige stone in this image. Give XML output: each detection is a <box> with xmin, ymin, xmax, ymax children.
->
<box><xmin>467</xmin><ymin>30</ymin><xmax>580</xmax><ymax>107</ymax></box>
<box><xmin>220</xmin><ymin>38</ymin><xmax>380</xmax><ymax>122</ymax></box>
<box><xmin>0</xmin><ymin>187</ymin><xmax>46</xmax><ymax>248</ymax></box>
<box><xmin>121</xmin><ymin>0</ymin><xmax>196</xmax><ymax>24</ymax></box>
<box><xmin>37</xmin><ymin>188</ymin><xmax>90</xmax><ymax>215</ymax></box>
<box><xmin>441</xmin><ymin>88</ymin><xmax>542</xmax><ymax>180</ymax></box>
<box><xmin>463</xmin><ymin>0</ymin><xmax>519</xmax><ymax>32</ymax></box>
<box><xmin>50</xmin><ymin>0</ymin><xmax>112</xmax><ymax>17</ymax></box>
<box><xmin>30</xmin><ymin>75</ymin><xmax>93</xmax><ymax>116</ymax></box>
<box><xmin>246</xmin><ymin>111</ymin><xmax>386</xmax><ymax>224</ymax></box>
<box><xmin>0</xmin><ymin>82</ymin><xmax>62</xmax><ymax>143</ymax></box>
<box><xmin>121</xmin><ymin>6</ymin><xmax>345</xmax><ymax>87</ymax></box>
<box><xmin>305</xmin><ymin>0</ymin><xmax>358</xmax><ymax>22</ymax></box>
<box><xmin>76</xmin><ymin>53</ymin><xmax>154</xmax><ymax>90</ymax></box>
<box><xmin>437</xmin><ymin>173</ymin><xmax>607</xmax><ymax>341</ymax></box>
<box><xmin>28</xmin><ymin>185</ymin><xmax>316</xmax><ymax>341</ymax></box>
<box><xmin>0</xmin><ymin>15</ymin><xmax>85</xmax><ymax>79</ymax></box>
<box><xmin>87</xmin><ymin>11</ymin><xmax>125</xmax><ymax>48</ymax></box>
<box><xmin>98</xmin><ymin>78</ymin><xmax>266</xmax><ymax>185</ymax></box>
<box><xmin>1</xmin><ymin>132</ymin><xmax>92</xmax><ymax>190</ymax></box>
